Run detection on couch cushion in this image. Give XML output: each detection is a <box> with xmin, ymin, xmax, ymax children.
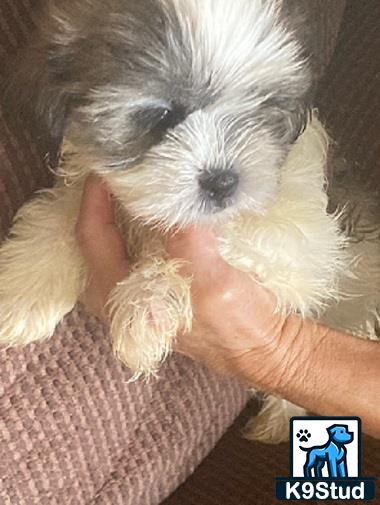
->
<box><xmin>0</xmin><ymin>111</ymin><xmax>53</xmax><ymax>242</ymax></box>
<box><xmin>0</xmin><ymin>0</ymin><xmax>52</xmax><ymax>242</ymax></box>
<box><xmin>0</xmin><ymin>306</ymin><xmax>248</xmax><ymax>504</ymax></box>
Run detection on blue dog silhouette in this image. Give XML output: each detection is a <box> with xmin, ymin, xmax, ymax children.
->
<box><xmin>301</xmin><ymin>425</ymin><xmax>354</xmax><ymax>478</ymax></box>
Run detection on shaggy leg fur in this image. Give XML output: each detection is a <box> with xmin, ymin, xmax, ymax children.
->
<box><xmin>244</xmin><ymin>397</ymin><xmax>306</xmax><ymax>444</ymax></box>
<box><xmin>0</xmin><ymin>185</ymin><xmax>87</xmax><ymax>347</ymax></box>
<box><xmin>108</xmin><ymin>258</ymin><xmax>192</xmax><ymax>376</ymax></box>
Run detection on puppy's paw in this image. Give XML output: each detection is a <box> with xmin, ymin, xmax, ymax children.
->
<box><xmin>0</xmin><ymin>295</ymin><xmax>64</xmax><ymax>347</ymax></box>
<box><xmin>0</xmin><ymin>269</ymin><xmax>84</xmax><ymax>348</ymax></box>
<box><xmin>0</xmin><ymin>184</ymin><xmax>87</xmax><ymax>348</ymax></box>
<box><xmin>244</xmin><ymin>395</ymin><xmax>306</xmax><ymax>444</ymax></box>
<box><xmin>0</xmin><ymin>240</ymin><xmax>85</xmax><ymax>348</ymax></box>
<box><xmin>108</xmin><ymin>259</ymin><xmax>192</xmax><ymax>377</ymax></box>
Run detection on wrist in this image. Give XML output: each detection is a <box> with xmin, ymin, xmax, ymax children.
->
<box><xmin>263</xmin><ymin>315</ymin><xmax>332</xmax><ymax>403</ymax></box>
<box><xmin>229</xmin><ymin>313</ymin><xmax>328</xmax><ymax>396</ymax></box>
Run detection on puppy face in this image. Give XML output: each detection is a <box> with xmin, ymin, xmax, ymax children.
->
<box><xmin>8</xmin><ymin>0</ymin><xmax>312</xmax><ymax>229</ymax></box>
<box><xmin>328</xmin><ymin>426</ymin><xmax>354</xmax><ymax>444</ymax></box>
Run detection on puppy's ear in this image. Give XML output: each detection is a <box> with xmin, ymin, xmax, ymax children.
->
<box><xmin>289</xmin><ymin>85</ymin><xmax>315</xmax><ymax>141</ymax></box>
<box><xmin>264</xmin><ymin>86</ymin><xmax>314</xmax><ymax>146</ymax></box>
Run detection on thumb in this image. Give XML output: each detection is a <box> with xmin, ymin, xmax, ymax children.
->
<box><xmin>166</xmin><ymin>226</ymin><xmax>231</xmax><ymax>282</ymax></box>
<box><xmin>76</xmin><ymin>174</ymin><xmax>130</xmax><ymax>279</ymax></box>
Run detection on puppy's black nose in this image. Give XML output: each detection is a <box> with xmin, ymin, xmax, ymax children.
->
<box><xmin>199</xmin><ymin>169</ymin><xmax>239</xmax><ymax>205</ymax></box>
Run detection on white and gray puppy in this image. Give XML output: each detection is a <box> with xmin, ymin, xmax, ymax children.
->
<box><xmin>1</xmin><ymin>0</ymin><xmax>379</xmax><ymax>443</ymax></box>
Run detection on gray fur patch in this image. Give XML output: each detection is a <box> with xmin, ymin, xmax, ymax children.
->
<box><xmin>1</xmin><ymin>0</ymin><xmax>314</xmax><ymax>225</ymax></box>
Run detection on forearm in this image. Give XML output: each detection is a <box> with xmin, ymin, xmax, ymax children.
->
<box><xmin>233</xmin><ymin>315</ymin><xmax>380</xmax><ymax>439</ymax></box>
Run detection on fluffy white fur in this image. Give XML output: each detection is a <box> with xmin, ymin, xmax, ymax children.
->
<box><xmin>2</xmin><ymin>115</ymin><xmax>377</xmax><ymax>445</ymax></box>
<box><xmin>0</xmin><ymin>185</ymin><xmax>87</xmax><ymax>346</ymax></box>
<box><xmin>164</xmin><ymin>0</ymin><xmax>303</xmax><ymax>92</ymax></box>
<box><xmin>218</xmin><ymin>118</ymin><xmax>347</xmax><ymax>317</ymax></box>
<box><xmin>0</xmin><ymin>117</ymin><xmax>340</xmax><ymax>348</ymax></box>
<box><xmin>1</xmin><ymin>0</ymin><xmax>379</xmax><ymax>445</ymax></box>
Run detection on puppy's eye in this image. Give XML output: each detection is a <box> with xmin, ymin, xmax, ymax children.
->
<box><xmin>134</xmin><ymin>104</ymin><xmax>187</xmax><ymax>144</ymax></box>
<box><xmin>157</xmin><ymin>108</ymin><xmax>171</xmax><ymax>126</ymax></box>
<box><xmin>151</xmin><ymin>107</ymin><xmax>173</xmax><ymax>135</ymax></box>
<box><xmin>153</xmin><ymin>105</ymin><xmax>187</xmax><ymax>134</ymax></box>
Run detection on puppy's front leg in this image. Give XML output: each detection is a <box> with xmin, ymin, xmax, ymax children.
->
<box><xmin>0</xmin><ymin>184</ymin><xmax>87</xmax><ymax>347</ymax></box>
<box><xmin>107</xmin><ymin>258</ymin><xmax>192</xmax><ymax>377</ymax></box>
<box><xmin>244</xmin><ymin>395</ymin><xmax>306</xmax><ymax>444</ymax></box>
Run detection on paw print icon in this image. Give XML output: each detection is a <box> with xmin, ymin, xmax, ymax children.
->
<box><xmin>296</xmin><ymin>429</ymin><xmax>311</xmax><ymax>443</ymax></box>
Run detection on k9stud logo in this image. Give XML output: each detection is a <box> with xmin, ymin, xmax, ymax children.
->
<box><xmin>276</xmin><ymin>417</ymin><xmax>376</xmax><ymax>501</ymax></box>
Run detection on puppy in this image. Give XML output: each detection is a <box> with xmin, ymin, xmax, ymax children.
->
<box><xmin>0</xmin><ymin>0</ymin><xmax>379</xmax><ymax>443</ymax></box>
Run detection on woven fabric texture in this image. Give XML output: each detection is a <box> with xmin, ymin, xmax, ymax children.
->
<box><xmin>0</xmin><ymin>306</ymin><xmax>248</xmax><ymax>505</ymax></box>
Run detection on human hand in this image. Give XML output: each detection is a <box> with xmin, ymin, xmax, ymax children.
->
<box><xmin>75</xmin><ymin>175</ymin><xmax>130</xmax><ymax>319</ymax></box>
<box><xmin>164</xmin><ymin>226</ymin><xmax>291</xmax><ymax>380</ymax></box>
<box><xmin>76</xmin><ymin>175</ymin><xmax>294</xmax><ymax>385</ymax></box>
<box><xmin>76</xmin><ymin>176</ymin><xmax>380</xmax><ymax>438</ymax></box>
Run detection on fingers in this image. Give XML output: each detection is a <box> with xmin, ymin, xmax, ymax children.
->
<box><xmin>76</xmin><ymin>174</ymin><xmax>130</xmax><ymax>278</ymax></box>
<box><xmin>77</xmin><ymin>174</ymin><xmax>115</xmax><ymax>230</ymax></box>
